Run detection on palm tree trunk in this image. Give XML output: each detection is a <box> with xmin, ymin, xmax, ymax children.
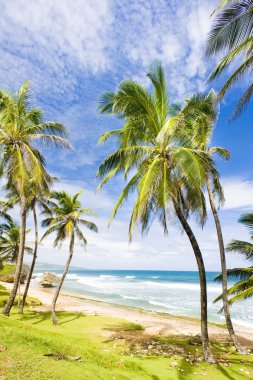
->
<box><xmin>18</xmin><ymin>278</ymin><xmax>21</xmax><ymax>308</ymax></box>
<box><xmin>19</xmin><ymin>205</ymin><xmax>38</xmax><ymax>314</ymax></box>
<box><xmin>173</xmin><ymin>201</ymin><xmax>216</xmax><ymax>363</ymax></box>
<box><xmin>206</xmin><ymin>177</ymin><xmax>244</xmax><ymax>352</ymax></box>
<box><xmin>2</xmin><ymin>194</ymin><xmax>27</xmax><ymax>316</ymax></box>
<box><xmin>52</xmin><ymin>233</ymin><xmax>75</xmax><ymax>325</ymax></box>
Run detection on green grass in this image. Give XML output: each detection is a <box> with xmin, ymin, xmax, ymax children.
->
<box><xmin>0</xmin><ymin>288</ymin><xmax>252</xmax><ymax>379</ymax></box>
<box><xmin>0</xmin><ymin>264</ymin><xmax>15</xmax><ymax>277</ymax></box>
<box><xmin>0</xmin><ymin>284</ymin><xmax>41</xmax><ymax>308</ymax></box>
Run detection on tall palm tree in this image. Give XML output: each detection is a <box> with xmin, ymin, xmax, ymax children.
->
<box><xmin>97</xmin><ymin>63</ymin><xmax>217</xmax><ymax>363</ymax></box>
<box><xmin>179</xmin><ymin>92</ymin><xmax>244</xmax><ymax>351</ymax></box>
<box><xmin>214</xmin><ymin>213</ymin><xmax>253</xmax><ymax>308</ymax></box>
<box><xmin>206</xmin><ymin>0</ymin><xmax>253</xmax><ymax>120</ymax></box>
<box><xmin>0</xmin><ymin>81</ymin><xmax>71</xmax><ymax>316</ymax></box>
<box><xmin>41</xmin><ymin>191</ymin><xmax>98</xmax><ymax>325</ymax></box>
<box><xmin>19</xmin><ymin>182</ymin><xmax>56</xmax><ymax>314</ymax></box>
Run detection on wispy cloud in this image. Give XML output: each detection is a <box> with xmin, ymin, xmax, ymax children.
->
<box><xmin>0</xmin><ymin>0</ymin><xmax>214</xmax><ymax>102</ymax></box>
<box><xmin>0</xmin><ymin>0</ymin><xmax>113</xmax><ymax>101</ymax></box>
<box><xmin>114</xmin><ymin>0</ymin><xmax>214</xmax><ymax>98</ymax></box>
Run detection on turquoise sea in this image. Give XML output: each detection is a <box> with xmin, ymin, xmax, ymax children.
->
<box><xmin>33</xmin><ymin>266</ymin><xmax>253</xmax><ymax>328</ymax></box>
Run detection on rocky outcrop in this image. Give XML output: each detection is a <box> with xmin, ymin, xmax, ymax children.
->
<box><xmin>40</xmin><ymin>272</ymin><xmax>60</xmax><ymax>287</ymax></box>
<box><xmin>0</xmin><ymin>264</ymin><xmax>29</xmax><ymax>284</ymax></box>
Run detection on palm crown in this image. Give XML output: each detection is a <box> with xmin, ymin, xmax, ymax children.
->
<box><xmin>0</xmin><ymin>81</ymin><xmax>71</xmax><ymax>194</ymax></box>
<box><xmin>97</xmin><ymin>63</ymin><xmax>215</xmax><ymax>238</ymax></box>
<box><xmin>41</xmin><ymin>191</ymin><xmax>98</xmax><ymax>247</ymax></box>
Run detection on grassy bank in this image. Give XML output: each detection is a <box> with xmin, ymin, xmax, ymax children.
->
<box><xmin>0</xmin><ymin>264</ymin><xmax>16</xmax><ymax>277</ymax></box>
<box><xmin>0</xmin><ymin>288</ymin><xmax>252</xmax><ymax>379</ymax></box>
<box><xmin>0</xmin><ymin>284</ymin><xmax>41</xmax><ymax>307</ymax></box>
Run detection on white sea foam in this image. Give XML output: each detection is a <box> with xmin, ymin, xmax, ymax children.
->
<box><xmin>121</xmin><ymin>295</ymin><xmax>139</xmax><ymax>300</ymax></box>
<box><xmin>34</xmin><ymin>272</ymin><xmax>44</xmax><ymax>277</ymax></box>
<box><xmin>142</xmin><ymin>281</ymin><xmax>221</xmax><ymax>293</ymax></box>
<box><xmin>99</xmin><ymin>275</ymin><xmax>117</xmax><ymax>278</ymax></box>
<box><xmin>125</xmin><ymin>276</ymin><xmax>135</xmax><ymax>279</ymax></box>
<box><xmin>67</xmin><ymin>274</ymin><xmax>82</xmax><ymax>280</ymax></box>
<box><xmin>148</xmin><ymin>301</ymin><xmax>179</xmax><ymax>310</ymax></box>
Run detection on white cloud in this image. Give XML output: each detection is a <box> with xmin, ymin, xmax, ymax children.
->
<box><xmin>18</xmin><ymin>176</ymin><xmax>252</xmax><ymax>271</ymax></box>
<box><xmin>222</xmin><ymin>177</ymin><xmax>253</xmax><ymax>210</ymax></box>
<box><xmin>0</xmin><ymin>0</ymin><xmax>215</xmax><ymax>101</ymax></box>
<box><xmin>0</xmin><ymin>0</ymin><xmax>113</xmax><ymax>98</ymax></box>
<box><xmin>114</xmin><ymin>0</ymin><xmax>214</xmax><ymax>98</ymax></box>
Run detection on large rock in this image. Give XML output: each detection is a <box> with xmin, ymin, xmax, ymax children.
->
<box><xmin>40</xmin><ymin>272</ymin><xmax>60</xmax><ymax>287</ymax></box>
<box><xmin>0</xmin><ymin>263</ymin><xmax>29</xmax><ymax>284</ymax></box>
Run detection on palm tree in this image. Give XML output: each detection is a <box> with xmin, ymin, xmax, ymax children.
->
<box><xmin>97</xmin><ymin>63</ymin><xmax>217</xmax><ymax>363</ymax></box>
<box><xmin>0</xmin><ymin>81</ymin><xmax>71</xmax><ymax>316</ymax></box>
<box><xmin>41</xmin><ymin>191</ymin><xmax>98</xmax><ymax>324</ymax></box>
<box><xmin>179</xmin><ymin>92</ymin><xmax>243</xmax><ymax>351</ymax></box>
<box><xmin>215</xmin><ymin>213</ymin><xmax>253</xmax><ymax>305</ymax></box>
<box><xmin>0</xmin><ymin>201</ymin><xmax>15</xmax><ymax>269</ymax></box>
<box><xmin>206</xmin><ymin>0</ymin><xmax>253</xmax><ymax>120</ymax></box>
<box><xmin>0</xmin><ymin>221</ymin><xmax>33</xmax><ymax>263</ymax></box>
<box><xmin>0</xmin><ymin>220</ymin><xmax>33</xmax><ymax>307</ymax></box>
<box><xmin>19</xmin><ymin>182</ymin><xmax>56</xmax><ymax>314</ymax></box>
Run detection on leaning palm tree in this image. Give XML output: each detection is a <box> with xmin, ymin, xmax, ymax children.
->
<box><xmin>214</xmin><ymin>213</ymin><xmax>253</xmax><ymax>309</ymax></box>
<box><xmin>206</xmin><ymin>0</ymin><xmax>253</xmax><ymax>120</ymax></box>
<box><xmin>97</xmin><ymin>63</ymin><xmax>217</xmax><ymax>363</ymax></box>
<box><xmin>179</xmin><ymin>91</ymin><xmax>244</xmax><ymax>351</ymax></box>
<box><xmin>0</xmin><ymin>81</ymin><xmax>71</xmax><ymax>316</ymax></box>
<box><xmin>41</xmin><ymin>191</ymin><xmax>98</xmax><ymax>324</ymax></box>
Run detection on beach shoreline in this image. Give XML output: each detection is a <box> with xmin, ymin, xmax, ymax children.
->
<box><xmin>1</xmin><ymin>280</ymin><xmax>253</xmax><ymax>347</ymax></box>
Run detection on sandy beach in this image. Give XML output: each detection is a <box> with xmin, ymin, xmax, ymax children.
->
<box><xmin>2</xmin><ymin>281</ymin><xmax>253</xmax><ymax>347</ymax></box>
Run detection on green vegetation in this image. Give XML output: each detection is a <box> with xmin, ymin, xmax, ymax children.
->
<box><xmin>0</xmin><ymin>220</ymin><xmax>33</xmax><ymax>262</ymax></box>
<box><xmin>0</xmin><ymin>284</ymin><xmax>41</xmax><ymax>308</ymax></box>
<box><xmin>215</xmin><ymin>213</ymin><xmax>253</xmax><ymax>305</ymax></box>
<box><xmin>0</xmin><ymin>264</ymin><xmax>16</xmax><ymax>277</ymax></box>
<box><xmin>0</xmin><ymin>306</ymin><xmax>253</xmax><ymax>379</ymax></box>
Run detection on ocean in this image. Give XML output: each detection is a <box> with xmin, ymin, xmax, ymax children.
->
<box><xmin>33</xmin><ymin>266</ymin><xmax>253</xmax><ymax>328</ymax></box>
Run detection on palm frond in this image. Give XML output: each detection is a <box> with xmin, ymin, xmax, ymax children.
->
<box><xmin>206</xmin><ymin>0</ymin><xmax>253</xmax><ymax>56</ymax></box>
<box><xmin>226</xmin><ymin>239</ymin><xmax>253</xmax><ymax>260</ymax></box>
<box><xmin>229</xmin><ymin>82</ymin><xmax>253</xmax><ymax>120</ymax></box>
<box><xmin>239</xmin><ymin>212</ymin><xmax>253</xmax><ymax>235</ymax></box>
<box><xmin>78</xmin><ymin>219</ymin><xmax>98</xmax><ymax>233</ymax></box>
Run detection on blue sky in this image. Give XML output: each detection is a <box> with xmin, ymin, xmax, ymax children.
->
<box><xmin>0</xmin><ymin>0</ymin><xmax>252</xmax><ymax>271</ymax></box>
